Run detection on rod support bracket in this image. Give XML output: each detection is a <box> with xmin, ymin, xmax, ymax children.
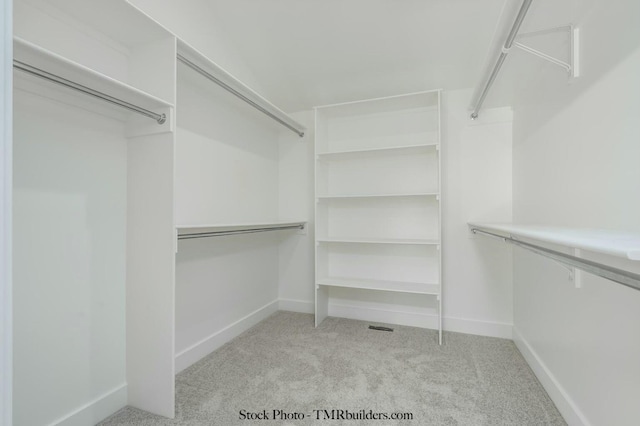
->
<box><xmin>514</xmin><ymin>25</ymin><xmax>580</xmax><ymax>78</ymax></box>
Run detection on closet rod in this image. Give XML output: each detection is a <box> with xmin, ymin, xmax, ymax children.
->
<box><xmin>471</xmin><ymin>228</ymin><xmax>640</xmax><ymax>292</ymax></box>
<box><xmin>178</xmin><ymin>224</ymin><xmax>304</xmax><ymax>240</ymax></box>
<box><xmin>470</xmin><ymin>0</ymin><xmax>533</xmax><ymax>119</ymax></box>
<box><xmin>13</xmin><ymin>60</ymin><xmax>166</xmax><ymax>124</ymax></box>
<box><xmin>177</xmin><ymin>54</ymin><xmax>304</xmax><ymax>138</ymax></box>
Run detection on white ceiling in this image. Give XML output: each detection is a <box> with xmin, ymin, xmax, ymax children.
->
<box><xmin>203</xmin><ymin>0</ymin><xmax>510</xmax><ymax>112</ymax></box>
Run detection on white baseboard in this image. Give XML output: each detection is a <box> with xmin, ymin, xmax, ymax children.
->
<box><xmin>278</xmin><ymin>298</ymin><xmax>314</xmax><ymax>313</ymax></box>
<box><xmin>445</xmin><ymin>315</ymin><xmax>512</xmax><ymax>339</ymax></box>
<box><xmin>328</xmin><ymin>302</ymin><xmax>512</xmax><ymax>339</ymax></box>
<box><xmin>174</xmin><ymin>299</ymin><xmax>279</xmax><ymax>373</ymax></box>
<box><xmin>174</xmin><ymin>298</ymin><xmax>512</xmax><ymax>375</ymax></box>
<box><xmin>513</xmin><ymin>327</ymin><xmax>589</xmax><ymax>426</ymax></box>
<box><xmin>329</xmin><ymin>303</ymin><xmax>438</xmax><ymax>329</ymax></box>
<box><xmin>49</xmin><ymin>383</ymin><xmax>127</xmax><ymax>426</ymax></box>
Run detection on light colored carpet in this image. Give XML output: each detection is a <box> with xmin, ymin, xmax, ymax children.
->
<box><xmin>100</xmin><ymin>311</ymin><xmax>565</xmax><ymax>425</ymax></box>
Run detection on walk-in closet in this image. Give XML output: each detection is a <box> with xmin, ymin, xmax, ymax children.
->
<box><xmin>1</xmin><ymin>0</ymin><xmax>639</xmax><ymax>425</ymax></box>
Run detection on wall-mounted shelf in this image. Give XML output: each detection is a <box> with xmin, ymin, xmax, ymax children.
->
<box><xmin>13</xmin><ymin>37</ymin><xmax>173</xmax><ymax>123</ymax></box>
<box><xmin>317</xmin><ymin>277</ymin><xmax>440</xmax><ymax>295</ymax></box>
<box><xmin>317</xmin><ymin>142</ymin><xmax>438</xmax><ymax>159</ymax></box>
<box><xmin>315</xmin><ymin>90</ymin><xmax>442</xmax><ymax>344</ymax></box>
<box><xmin>468</xmin><ymin>223</ymin><xmax>640</xmax><ymax>260</ymax></box>
<box><xmin>176</xmin><ymin>39</ymin><xmax>305</xmax><ymax>137</ymax></box>
<box><xmin>14</xmin><ymin>1</ymin><xmax>310</xmax><ymax>424</ymax></box>
<box><xmin>317</xmin><ymin>237</ymin><xmax>440</xmax><ymax>246</ymax></box>
<box><xmin>469</xmin><ymin>222</ymin><xmax>640</xmax><ymax>292</ymax></box>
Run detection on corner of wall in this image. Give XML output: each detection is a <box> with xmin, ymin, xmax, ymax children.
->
<box><xmin>277</xmin><ymin>110</ymin><xmax>315</xmax><ymax>306</ymax></box>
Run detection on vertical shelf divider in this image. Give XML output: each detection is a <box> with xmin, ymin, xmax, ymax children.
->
<box><xmin>125</xmin><ymin>34</ymin><xmax>177</xmax><ymax>418</ymax></box>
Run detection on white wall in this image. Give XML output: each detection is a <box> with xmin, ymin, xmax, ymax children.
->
<box><xmin>13</xmin><ymin>89</ymin><xmax>127</xmax><ymax>426</ymax></box>
<box><xmin>509</xmin><ymin>0</ymin><xmax>640</xmax><ymax>424</ymax></box>
<box><xmin>173</xmin><ymin>63</ymin><xmax>283</xmax><ymax>371</ymax></box>
<box><xmin>278</xmin><ymin>91</ymin><xmax>514</xmax><ymax>338</ymax></box>
<box><xmin>174</xmin><ymin>75</ymin><xmax>280</xmax><ymax>225</ymax></box>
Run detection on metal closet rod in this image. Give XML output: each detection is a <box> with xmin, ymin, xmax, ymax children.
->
<box><xmin>470</xmin><ymin>0</ymin><xmax>534</xmax><ymax>119</ymax></box>
<box><xmin>13</xmin><ymin>60</ymin><xmax>166</xmax><ymax>124</ymax></box>
<box><xmin>471</xmin><ymin>228</ymin><xmax>640</xmax><ymax>292</ymax></box>
<box><xmin>178</xmin><ymin>224</ymin><xmax>304</xmax><ymax>240</ymax></box>
<box><xmin>177</xmin><ymin>54</ymin><xmax>304</xmax><ymax>138</ymax></box>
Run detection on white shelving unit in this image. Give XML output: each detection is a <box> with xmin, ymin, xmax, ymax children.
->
<box><xmin>314</xmin><ymin>90</ymin><xmax>443</xmax><ymax>343</ymax></box>
<box><xmin>11</xmin><ymin>0</ymin><xmax>307</xmax><ymax>423</ymax></box>
<box><xmin>13</xmin><ymin>0</ymin><xmax>178</xmax><ymax>419</ymax></box>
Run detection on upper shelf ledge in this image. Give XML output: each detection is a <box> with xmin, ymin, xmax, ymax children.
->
<box><xmin>468</xmin><ymin>222</ymin><xmax>640</xmax><ymax>261</ymax></box>
<box><xmin>176</xmin><ymin>39</ymin><xmax>306</xmax><ymax>138</ymax></box>
<box><xmin>13</xmin><ymin>37</ymin><xmax>174</xmax><ymax>116</ymax></box>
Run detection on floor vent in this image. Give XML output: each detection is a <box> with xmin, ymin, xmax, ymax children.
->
<box><xmin>368</xmin><ymin>325</ymin><xmax>393</xmax><ymax>332</ymax></box>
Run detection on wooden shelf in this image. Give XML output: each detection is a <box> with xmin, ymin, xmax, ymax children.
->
<box><xmin>317</xmin><ymin>142</ymin><xmax>438</xmax><ymax>159</ymax></box>
<box><xmin>317</xmin><ymin>277</ymin><xmax>440</xmax><ymax>295</ymax></box>
<box><xmin>177</xmin><ymin>220</ymin><xmax>306</xmax><ymax>237</ymax></box>
<box><xmin>13</xmin><ymin>37</ymin><xmax>174</xmax><ymax>113</ymax></box>
<box><xmin>469</xmin><ymin>222</ymin><xmax>640</xmax><ymax>260</ymax></box>
<box><xmin>317</xmin><ymin>192</ymin><xmax>438</xmax><ymax>200</ymax></box>
<box><xmin>317</xmin><ymin>237</ymin><xmax>439</xmax><ymax>246</ymax></box>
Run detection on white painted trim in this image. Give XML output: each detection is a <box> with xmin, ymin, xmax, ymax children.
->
<box><xmin>513</xmin><ymin>327</ymin><xmax>589</xmax><ymax>426</ymax></box>
<box><xmin>174</xmin><ymin>299</ymin><xmax>512</xmax><ymax>376</ymax></box>
<box><xmin>444</xmin><ymin>315</ymin><xmax>513</xmax><ymax>339</ymax></box>
<box><xmin>1</xmin><ymin>0</ymin><xmax>12</xmax><ymax>424</ymax></box>
<box><xmin>174</xmin><ymin>299</ymin><xmax>279</xmax><ymax>373</ymax></box>
<box><xmin>48</xmin><ymin>383</ymin><xmax>127</xmax><ymax>426</ymax></box>
<box><xmin>329</xmin><ymin>303</ymin><xmax>439</xmax><ymax>329</ymax></box>
<box><xmin>328</xmin><ymin>302</ymin><xmax>513</xmax><ymax>339</ymax></box>
<box><xmin>278</xmin><ymin>298</ymin><xmax>314</xmax><ymax>314</ymax></box>
<box><xmin>314</xmin><ymin>88</ymin><xmax>441</xmax><ymax>110</ymax></box>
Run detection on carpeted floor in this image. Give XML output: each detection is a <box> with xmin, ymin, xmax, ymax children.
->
<box><xmin>100</xmin><ymin>311</ymin><xmax>565</xmax><ymax>425</ymax></box>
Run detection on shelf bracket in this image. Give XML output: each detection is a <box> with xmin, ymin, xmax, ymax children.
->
<box><xmin>551</xmin><ymin>257</ymin><xmax>576</xmax><ymax>283</ymax></box>
<box><xmin>514</xmin><ymin>25</ymin><xmax>579</xmax><ymax>78</ymax></box>
<box><xmin>510</xmin><ymin>234</ymin><xmax>577</xmax><ymax>284</ymax></box>
<box><xmin>543</xmin><ymin>249</ymin><xmax>581</xmax><ymax>287</ymax></box>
